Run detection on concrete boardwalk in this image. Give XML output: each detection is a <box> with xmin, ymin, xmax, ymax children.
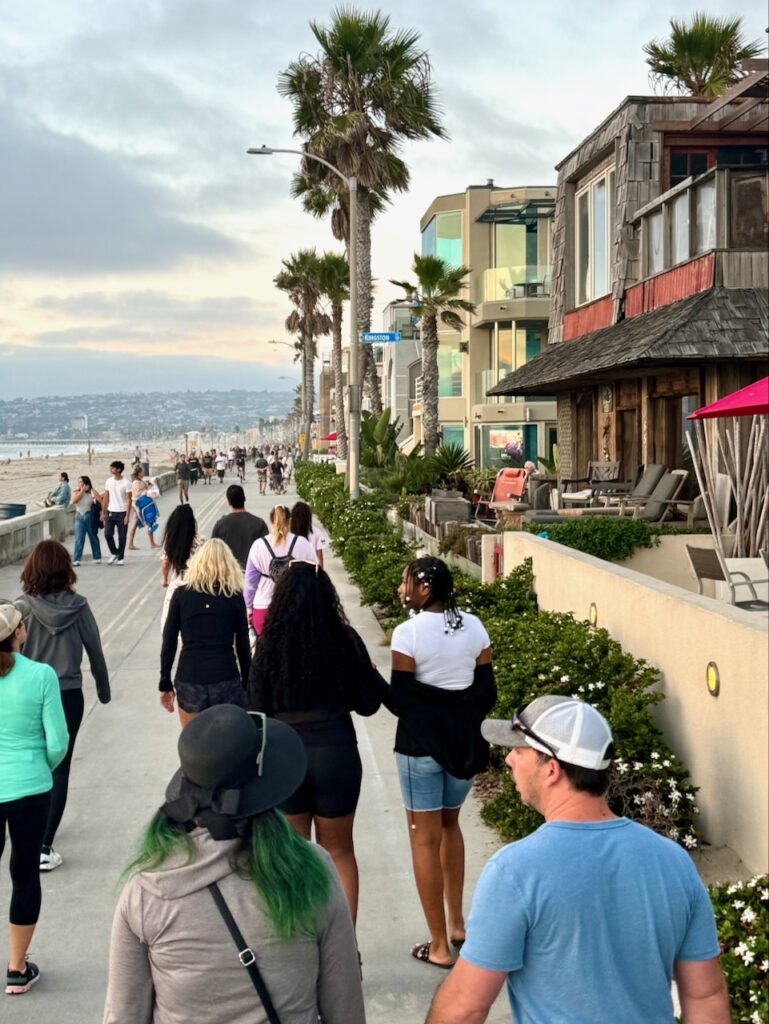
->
<box><xmin>1</xmin><ymin>470</ymin><xmax>509</xmax><ymax>1023</ymax></box>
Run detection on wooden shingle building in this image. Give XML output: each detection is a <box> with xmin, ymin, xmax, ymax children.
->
<box><xmin>490</xmin><ymin>61</ymin><xmax>769</xmax><ymax>481</ymax></box>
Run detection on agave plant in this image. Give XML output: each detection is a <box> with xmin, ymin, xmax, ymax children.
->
<box><xmin>430</xmin><ymin>443</ymin><xmax>474</xmax><ymax>488</ymax></box>
<box><xmin>360</xmin><ymin>408</ymin><xmax>402</xmax><ymax>468</ymax></box>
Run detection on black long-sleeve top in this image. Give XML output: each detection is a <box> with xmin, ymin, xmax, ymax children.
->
<box><xmin>247</xmin><ymin>626</ymin><xmax>384</xmax><ymax>746</ymax></box>
<box><xmin>159</xmin><ymin>587</ymin><xmax>251</xmax><ymax>691</ymax></box>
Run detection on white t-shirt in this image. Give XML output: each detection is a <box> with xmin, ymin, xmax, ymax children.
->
<box><xmin>246</xmin><ymin>533</ymin><xmax>317</xmax><ymax>609</ymax></box>
<box><xmin>215</xmin><ymin>454</ymin><xmax>227</xmax><ymax>470</ymax></box>
<box><xmin>308</xmin><ymin>525</ymin><xmax>329</xmax><ymax>555</ymax></box>
<box><xmin>103</xmin><ymin>476</ymin><xmax>132</xmax><ymax>512</ymax></box>
<box><xmin>390</xmin><ymin>610</ymin><xmax>491</xmax><ymax>691</ymax></box>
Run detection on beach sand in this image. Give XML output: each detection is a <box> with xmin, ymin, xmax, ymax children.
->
<box><xmin>0</xmin><ymin>445</ymin><xmax>173</xmax><ymax>509</ymax></box>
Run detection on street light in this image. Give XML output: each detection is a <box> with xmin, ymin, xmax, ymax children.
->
<box><xmin>248</xmin><ymin>145</ymin><xmax>360</xmax><ymax>498</ymax></box>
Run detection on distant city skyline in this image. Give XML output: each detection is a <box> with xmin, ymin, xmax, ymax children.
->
<box><xmin>1</xmin><ymin>0</ymin><xmax>765</xmax><ymax>395</ymax></box>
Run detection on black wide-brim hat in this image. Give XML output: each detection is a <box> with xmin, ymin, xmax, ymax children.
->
<box><xmin>163</xmin><ymin>705</ymin><xmax>307</xmax><ymax>824</ymax></box>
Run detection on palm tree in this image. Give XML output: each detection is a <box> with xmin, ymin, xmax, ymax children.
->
<box><xmin>279</xmin><ymin>8</ymin><xmax>447</xmax><ymax>414</ymax></box>
<box><xmin>644</xmin><ymin>13</ymin><xmax>764</xmax><ymax>98</ymax></box>
<box><xmin>317</xmin><ymin>250</ymin><xmax>350</xmax><ymax>460</ymax></box>
<box><xmin>390</xmin><ymin>255</ymin><xmax>475</xmax><ymax>457</ymax></box>
<box><xmin>274</xmin><ymin>250</ymin><xmax>331</xmax><ymax>461</ymax></box>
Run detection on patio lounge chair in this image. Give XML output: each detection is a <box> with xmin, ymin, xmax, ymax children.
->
<box><xmin>595</xmin><ymin>464</ymin><xmax>667</xmax><ymax>507</ymax></box>
<box><xmin>559</xmin><ymin>460</ymin><xmax>621</xmax><ymax>507</ymax></box>
<box><xmin>489</xmin><ymin>468</ymin><xmax>527</xmax><ymax>507</ymax></box>
<box><xmin>685</xmin><ymin>545</ymin><xmax>769</xmax><ymax>609</ymax></box>
<box><xmin>523</xmin><ymin>470</ymin><xmax>692</xmax><ymax>526</ymax></box>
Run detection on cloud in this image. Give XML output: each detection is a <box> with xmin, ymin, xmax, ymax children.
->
<box><xmin>33</xmin><ymin>290</ymin><xmax>276</xmax><ymax>327</ymax></box>
<box><xmin>0</xmin><ymin>108</ymin><xmax>248</xmax><ymax>274</ymax></box>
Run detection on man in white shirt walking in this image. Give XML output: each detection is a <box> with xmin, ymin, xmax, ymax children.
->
<box><xmin>102</xmin><ymin>461</ymin><xmax>132</xmax><ymax>564</ymax></box>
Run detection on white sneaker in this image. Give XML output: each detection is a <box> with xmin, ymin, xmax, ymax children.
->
<box><xmin>116</xmin><ymin>559</ymin><xmax>125</xmax><ymax>565</ymax></box>
<box><xmin>39</xmin><ymin>848</ymin><xmax>63</xmax><ymax>872</ymax></box>
<box><xmin>72</xmin><ymin>561</ymin><xmax>80</xmax><ymax>566</ymax></box>
<box><xmin>93</xmin><ymin>559</ymin><xmax>102</xmax><ymax>564</ymax></box>
<box><xmin>108</xmin><ymin>555</ymin><xmax>118</xmax><ymax>565</ymax></box>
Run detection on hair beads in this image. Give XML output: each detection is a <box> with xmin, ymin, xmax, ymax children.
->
<box><xmin>408</xmin><ymin>557</ymin><xmax>464</xmax><ymax>634</ymax></box>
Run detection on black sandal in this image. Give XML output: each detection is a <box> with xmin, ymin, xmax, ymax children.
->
<box><xmin>410</xmin><ymin>941</ymin><xmax>453</xmax><ymax>969</ymax></box>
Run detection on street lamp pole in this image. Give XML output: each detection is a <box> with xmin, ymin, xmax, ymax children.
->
<box><xmin>248</xmin><ymin>146</ymin><xmax>360</xmax><ymax>498</ymax></box>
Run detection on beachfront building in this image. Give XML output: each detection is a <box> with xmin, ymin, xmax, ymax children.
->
<box><xmin>490</xmin><ymin>63</ymin><xmax>769</xmax><ymax>481</ymax></box>
<box><xmin>379</xmin><ymin>301</ymin><xmax>422</xmax><ymax>446</ymax></box>
<box><xmin>383</xmin><ymin>183</ymin><xmax>558</xmax><ymax>466</ymax></box>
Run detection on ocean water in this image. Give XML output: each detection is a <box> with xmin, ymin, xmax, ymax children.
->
<box><xmin>0</xmin><ymin>442</ymin><xmax>132</xmax><ymax>461</ymax></box>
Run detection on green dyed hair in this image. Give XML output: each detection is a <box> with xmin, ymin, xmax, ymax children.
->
<box><xmin>123</xmin><ymin>809</ymin><xmax>331</xmax><ymax>940</ymax></box>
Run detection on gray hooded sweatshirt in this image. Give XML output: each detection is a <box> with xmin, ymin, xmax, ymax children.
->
<box><xmin>16</xmin><ymin>592</ymin><xmax>110</xmax><ymax>703</ymax></box>
<box><xmin>103</xmin><ymin>829</ymin><xmax>366</xmax><ymax>1024</ymax></box>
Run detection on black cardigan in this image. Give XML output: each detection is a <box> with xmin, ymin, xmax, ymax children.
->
<box><xmin>383</xmin><ymin>663</ymin><xmax>497</xmax><ymax>779</ymax></box>
<box><xmin>159</xmin><ymin>587</ymin><xmax>251</xmax><ymax>691</ymax></box>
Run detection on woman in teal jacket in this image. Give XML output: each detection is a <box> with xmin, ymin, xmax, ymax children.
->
<box><xmin>0</xmin><ymin>602</ymin><xmax>68</xmax><ymax>996</ymax></box>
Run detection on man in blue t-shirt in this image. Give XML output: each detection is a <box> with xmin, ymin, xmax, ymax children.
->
<box><xmin>425</xmin><ymin>696</ymin><xmax>729</xmax><ymax>1024</ymax></box>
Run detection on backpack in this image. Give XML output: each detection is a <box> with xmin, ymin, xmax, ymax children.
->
<box><xmin>262</xmin><ymin>536</ymin><xmax>298</xmax><ymax>583</ymax></box>
<box><xmin>90</xmin><ymin>497</ymin><xmax>103</xmax><ymax>533</ymax></box>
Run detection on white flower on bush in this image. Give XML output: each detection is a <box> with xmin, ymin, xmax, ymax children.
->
<box><xmin>751</xmin><ymin>1010</ymin><xmax>762</xmax><ymax>1024</ymax></box>
<box><xmin>633</xmin><ymin>762</ymin><xmax>644</xmax><ymax>770</ymax></box>
<box><xmin>760</xmin><ymin>960</ymin><xmax>769</xmax><ymax>972</ymax></box>
<box><xmin>733</xmin><ymin>900</ymin><xmax>746</xmax><ymax>909</ymax></box>
<box><xmin>650</xmin><ymin>752</ymin><xmax>660</xmax><ymax>760</ymax></box>
<box><xmin>735</xmin><ymin>942</ymin><xmax>750</xmax><ymax>957</ymax></box>
<box><xmin>560</xmin><ymin>674</ymin><xmax>570</xmax><ymax>683</ymax></box>
<box><xmin>683</xmin><ymin>834</ymin><xmax>697</xmax><ymax>849</ymax></box>
<box><xmin>741</xmin><ymin>908</ymin><xmax>757</xmax><ymax>924</ymax></box>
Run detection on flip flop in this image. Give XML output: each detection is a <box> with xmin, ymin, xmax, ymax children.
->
<box><xmin>410</xmin><ymin>941</ymin><xmax>453</xmax><ymax>969</ymax></box>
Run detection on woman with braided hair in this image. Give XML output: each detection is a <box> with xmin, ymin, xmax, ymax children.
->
<box><xmin>384</xmin><ymin>556</ymin><xmax>496</xmax><ymax>969</ymax></box>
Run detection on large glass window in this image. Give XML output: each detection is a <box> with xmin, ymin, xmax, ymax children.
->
<box><xmin>694</xmin><ymin>179</ymin><xmax>716</xmax><ymax>253</ymax></box>
<box><xmin>730</xmin><ymin>171</ymin><xmax>769</xmax><ymax>248</ymax></box>
<box><xmin>670</xmin><ymin>193</ymin><xmax>690</xmax><ymax>264</ymax></box>
<box><xmin>497</xmin><ymin>324</ymin><xmax>513</xmax><ymax>378</ymax></box>
<box><xmin>648</xmin><ymin>210</ymin><xmax>664</xmax><ymax>274</ymax></box>
<box><xmin>480</xmin><ymin>424</ymin><xmax>539</xmax><ymax>468</ymax></box>
<box><xmin>437</xmin><ymin>332</ymin><xmax>462</xmax><ymax>397</ymax></box>
<box><xmin>422</xmin><ymin>211</ymin><xmax>462</xmax><ymax>268</ymax></box>
<box><xmin>575</xmin><ymin>166</ymin><xmax>615</xmax><ymax>305</ymax></box>
<box><xmin>440</xmin><ymin>425</ymin><xmax>465</xmax><ymax>448</ymax></box>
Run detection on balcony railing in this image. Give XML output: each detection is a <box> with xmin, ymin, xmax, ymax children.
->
<box><xmin>479</xmin><ymin>265</ymin><xmax>552</xmax><ymax>303</ymax></box>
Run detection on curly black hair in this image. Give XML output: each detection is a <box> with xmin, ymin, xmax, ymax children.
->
<box><xmin>406</xmin><ymin>555</ymin><xmax>464</xmax><ymax>633</ymax></box>
<box><xmin>253</xmin><ymin>562</ymin><xmax>358</xmax><ymax>710</ymax></box>
<box><xmin>162</xmin><ymin>504</ymin><xmax>198</xmax><ymax>575</ymax></box>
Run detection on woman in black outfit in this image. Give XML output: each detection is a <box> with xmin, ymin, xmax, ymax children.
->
<box><xmin>159</xmin><ymin>539</ymin><xmax>250</xmax><ymax>728</ymax></box>
<box><xmin>247</xmin><ymin>562</ymin><xmax>383</xmax><ymax>923</ymax></box>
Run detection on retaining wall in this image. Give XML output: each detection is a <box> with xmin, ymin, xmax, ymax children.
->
<box><xmin>500</xmin><ymin>531</ymin><xmax>769</xmax><ymax>874</ymax></box>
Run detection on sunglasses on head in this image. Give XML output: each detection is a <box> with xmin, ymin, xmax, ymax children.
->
<box><xmin>510</xmin><ymin>707</ymin><xmax>558</xmax><ymax>759</ymax></box>
<box><xmin>246</xmin><ymin>711</ymin><xmax>268</xmax><ymax>777</ymax></box>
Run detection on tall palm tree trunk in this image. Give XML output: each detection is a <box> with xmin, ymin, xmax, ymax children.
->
<box><xmin>331</xmin><ymin>302</ymin><xmax>348</xmax><ymax>460</ymax></box>
<box><xmin>356</xmin><ymin>192</ymin><xmax>383</xmax><ymax>415</ymax></box>
<box><xmin>302</xmin><ymin>330</ymin><xmax>314</xmax><ymax>461</ymax></box>
<box><xmin>421</xmin><ymin>314</ymin><xmax>440</xmax><ymax>456</ymax></box>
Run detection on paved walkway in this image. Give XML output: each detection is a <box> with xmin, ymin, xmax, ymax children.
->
<box><xmin>1</xmin><ymin>470</ymin><xmax>509</xmax><ymax>1023</ymax></box>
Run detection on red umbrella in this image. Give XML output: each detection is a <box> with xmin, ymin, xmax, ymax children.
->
<box><xmin>688</xmin><ymin>377</ymin><xmax>769</xmax><ymax>420</ymax></box>
<box><xmin>321</xmin><ymin>431</ymin><xmax>338</xmax><ymax>441</ymax></box>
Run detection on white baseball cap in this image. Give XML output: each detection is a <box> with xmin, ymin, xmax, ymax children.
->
<box><xmin>482</xmin><ymin>695</ymin><xmax>613</xmax><ymax>771</ymax></box>
<box><xmin>0</xmin><ymin>601</ymin><xmax>23</xmax><ymax>643</ymax></box>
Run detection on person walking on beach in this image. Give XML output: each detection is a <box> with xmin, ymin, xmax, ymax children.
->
<box><xmin>247</xmin><ymin>563</ymin><xmax>383</xmax><ymax>922</ymax></box>
<box><xmin>215</xmin><ymin>450</ymin><xmax>227</xmax><ymax>484</ymax></box>
<box><xmin>0</xmin><ymin>601</ymin><xmax>68</xmax><ymax>995</ymax></box>
<box><xmin>128</xmin><ymin>465</ymin><xmax>159</xmax><ymax>552</ymax></box>
<box><xmin>255</xmin><ymin>451</ymin><xmax>268</xmax><ymax>494</ymax></box>
<box><xmin>290</xmin><ymin>501</ymin><xmax>329</xmax><ymax>570</ymax></box>
<box><xmin>70</xmin><ymin>476</ymin><xmax>102</xmax><ymax>566</ymax></box>
<box><xmin>159</xmin><ymin>539</ymin><xmax>251</xmax><ymax>728</ymax></box>
<box><xmin>385</xmin><ymin>556</ymin><xmax>496</xmax><ymax>970</ymax></box>
<box><xmin>16</xmin><ymin>541</ymin><xmax>110</xmax><ymax>872</ymax></box>
<box><xmin>175</xmin><ymin>454</ymin><xmax>191</xmax><ymax>504</ymax></box>
<box><xmin>211</xmin><ymin>485</ymin><xmax>267</xmax><ymax>571</ymax></box>
<box><xmin>243</xmin><ymin>505</ymin><xmax>316</xmax><ymax>637</ymax></box>
<box><xmin>102</xmin><ymin>461</ymin><xmax>131</xmax><ymax>565</ymax></box>
<box><xmin>103</xmin><ymin>705</ymin><xmax>365</xmax><ymax>1024</ymax></box>
<box><xmin>187</xmin><ymin>452</ymin><xmax>200</xmax><ymax>487</ymax></box>
<box><xmin>201</xmin><ymin>450</ymin><xmax>214</xmax><ymax>484</ymax></box>
<box><xmin>426</xmin><ymin>697</ymin><xmax>729</xmax><ymax>1024</ymax></box>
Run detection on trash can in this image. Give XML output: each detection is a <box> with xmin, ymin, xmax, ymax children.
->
<box><xmin>0</xmin><ymin>503</ymin><xmax>27</xmax><ymax>520</ymax></box>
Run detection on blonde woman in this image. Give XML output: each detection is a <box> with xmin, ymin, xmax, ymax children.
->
<box><xmin>243</xmin><ymin>504</ymin><xmax>316</xmax><ymax>635</ymax></box>
<box><xmin>159</xmin><ymin>539</ymin><xmax>250</xmax><ymax>728</ymax></box>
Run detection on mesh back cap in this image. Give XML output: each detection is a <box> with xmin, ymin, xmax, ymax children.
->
<box><xmin>482</xmin><ymin>695</ymin><xmax>613</xmax><ymax>770</ymax></box>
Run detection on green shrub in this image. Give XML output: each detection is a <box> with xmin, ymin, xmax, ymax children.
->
<box><xmin>708</xmin><ymin>875</ymin><xmax>768</xmax><ymax>1022</ymax></box>
<box><xmin>523</xmin><ymin>516</ymin><xmax>661</xmax><ymax>562</ymax></box>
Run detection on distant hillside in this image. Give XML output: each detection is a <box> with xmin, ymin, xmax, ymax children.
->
<box><xmin>0</xmin><ymin>389</ymin><xmax>294</xmax><ymax>439</ymax></box>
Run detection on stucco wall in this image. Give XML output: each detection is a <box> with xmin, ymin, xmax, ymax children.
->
<box><xmin>501</xmin><ymin>530</ymin><xmax>769</xmax><ymax>873</ymax></box>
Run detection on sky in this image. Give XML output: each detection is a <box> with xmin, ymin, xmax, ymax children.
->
<box><xmin>1</xmin><ymin>0</ymin><xmax>766</xmax><ymax>399</ymax></box>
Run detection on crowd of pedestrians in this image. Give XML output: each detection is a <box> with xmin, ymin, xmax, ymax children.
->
<box><xmin>0</xmin><ymin>448</ymin><xmax>731</xmax><ymax>1023</ymax></box>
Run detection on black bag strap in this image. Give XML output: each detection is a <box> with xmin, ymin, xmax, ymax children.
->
<box><xmin>207</xmin><ymin>882</ymin><xmax>281</xmax><ymax>1024</ymax></box>
<box><xmin>262</xmin><ymin>538</ymin><xmax>275</xmax><ymax>559</ymax></box>
<box><xmin>287</xmin><ymin>535</ymin><xmax>298</xmax><ymax>557</ymax></box>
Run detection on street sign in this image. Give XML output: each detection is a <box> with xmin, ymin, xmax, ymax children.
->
<box><xmin>360</xmin><ymin>332</ymin><xmax>402</xmax><ymax>343</ymax></box>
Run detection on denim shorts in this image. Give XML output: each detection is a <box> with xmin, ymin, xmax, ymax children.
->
<box><xmin>175</xmin><ymin>678</ymin><xmax>245</xmax><ymax>714</ymax></box>
<box><xmin>395</xmin><ymin>753</ymin><xmax>473</xmax><ymax>812</ymax></box>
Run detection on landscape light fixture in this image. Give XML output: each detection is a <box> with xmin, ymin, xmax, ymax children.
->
<box><xmin>247</xmin><ymin>144</ymin><xmax>360</xmax><ymax>498</ymax></box>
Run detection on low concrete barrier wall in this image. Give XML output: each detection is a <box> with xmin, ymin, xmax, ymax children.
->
<box><xmin>0</xmin><ymin>506</ymin><xmax>76</xmax><ymax>567</ymax></box>
<box><xmin>501</xmin><ymin>530</ymin><xmax>769</xmax><ymax>873</ymax></box>
<box><xmin>389</xmin><ymin>513</ymin><xmax>482</xmax><ymax>580</ymax></box>
<box><xmin>0</xmin><ymin>468</ymin><xmax>176</xmax><ymax>569</ymax></box>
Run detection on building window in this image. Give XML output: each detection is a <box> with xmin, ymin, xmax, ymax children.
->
<box><xmin>669</xmin><ymin>149</ymin><xmax>714</xmax><ymax>188</ymax></box>
<box><xmin>422</xmin><ymin>211</ymin><xmax>462</xmax><ymax>268</ymax></box>
<box><xmin>440</xmin><ymin>424</ymin><xmax>465</xmax><ymax>449</ymax></box>
<box><xmin>730</xmin><ymin>171</ymin><xmax>769</xmax><ymax>248</ymax></box>
<box><xmin>480</xmin><ymin>424</ymin><xmax>538</xmax><ymax>468</ymax></box>
<box><xmin>670</xmin><ymin>192</ymin><xmax>690</xmax><ymax>265</ymax></box>
<box><xmin>647</xmin><ymin>210</ymin><xmax>664</xmax><ymax>275</ymax></box>
<box><xmin>438</xmin><ymin>332</ymin><xmax>462</xmax><ymax>397</ymax></box>
<box><xmin>575</xmin><ymin>167</ymin><xmax>615</xmax><ymax>305</ymax></box>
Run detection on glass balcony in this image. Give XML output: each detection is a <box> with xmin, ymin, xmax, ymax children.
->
<box><xmin>479</xmin><ymin>265</ymin><xmax>552</xmax><ymax>303</ymax></box>
<box><xmin>474</xmin><ymin>370</ymin><xmax>514</xmax><ymax>404</ymax></box>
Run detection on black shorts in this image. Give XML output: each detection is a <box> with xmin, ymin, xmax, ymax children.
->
<box><xmin>280</xmin><ymin>744</ymin><xmax>362</xmax><ymax>819</ymax></box>
<box><xmin>175</xmin><ymin>678</ymin><xmax>245</xmax><ymax>714</ymax></box>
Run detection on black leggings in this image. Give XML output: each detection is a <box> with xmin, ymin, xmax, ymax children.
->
<box><xmin>44</xmin><ymin>689</ymin><xmax>84</xmax><ymax>848</ymax></box>
<box><xmin>0</xmin><ymin>791</ymin><xmax>51</xmax><ymax>925</ymax></box>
